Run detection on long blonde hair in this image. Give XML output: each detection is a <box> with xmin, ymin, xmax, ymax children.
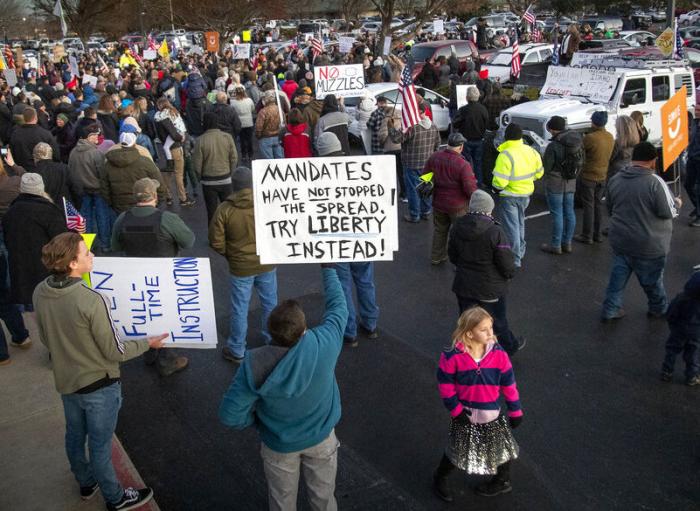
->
<box><xmin>615</xmin><ymin>115</ymin><xmax>640</xmax><ymax>150</ymax></box>
<box><xmin>450</xmin><ymin>307</ymin><xmax>493</xmax><ymax>351</ymax></box>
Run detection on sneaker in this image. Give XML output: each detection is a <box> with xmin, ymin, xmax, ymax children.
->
<box><xmin>690</xmin><ymin>218</ymin><xmax>700</xmax><ymax>227</ymax></box>
<box><xmin>432</xmin><ymin>472</ymin><xmax>453</xmax><ymax>502</ymax></box>
<box><xmin>562</xmin><ymin>243</ymin><xmax>572</xmax><ymax>254</ymax></box>
<box><xmin>573</xmin><ymin>234</ymin><xmax>593</xmax><ymax>245</ymax></box>
<box><xmin>540</xmin><ymin>243</ymin><xmax>562</xmax><ymax>255</ymax></box>
<box><xmin>601</xmin><ymin>309</ymin><xmax>626</xmax><ymax>323</ymax></box>
<box><xmin>686</xmin><ymin>375</ymin><xmax>700</xmax><ymax>386</ymax></box>
<box><xmin>10</xmin><ymin>337</ymin><xmax>32</xmax><ymax>349</ymax></box>
<box><xmin>80</xmin><ymin>482</ymin><xmax>99</xmax><ymax>500</ymax></box>
<box><xmin>475</xmin><ymin>479</ymin><xmax>512</xmax><ymax>497</ymax></box>
<box><xmin>180</xmin><ymin>197</ymin><xmax>196</xmax><ymax>207</ymax></box>
<box><xmin>358</xmin><ymin>325</ymin><xmax>378</xmax><ymax>339</ymax></box>
<box><xmin>0</xmin><ymin>357</ymin><xmax>11</xmax><ymax>366</ymax></box>
<box><xmin>343</xmin><ymin>336</ymin><xmax>358</xmax><ymax>348</ymax></box>
<box><xmin>106</xmin><ymin>487</ymin><xmax>153</xmax><ymax>511</ymax></box>
<box><xmin>402</xmin><ymin>214</ymin><xmax>420</xmax><ymax>223</ymax></box>
<box><xmin>221</xmin><ymin>347</ymin><xmax>244</xmax><ymax>364</ymax></box>
<box><xmin>158</xmin><ymin>356</ymin><xmax>189</xmax><ymax>377</ymax></box>
<box><xmin>431</xmin><ymin>256</ymin><xmax>448</xmax><ymax>265</ymax></box>
<box><xmin>660</xmin><ymin>371</ymin><xmax>672</xmax><ymax>383</ymax></box>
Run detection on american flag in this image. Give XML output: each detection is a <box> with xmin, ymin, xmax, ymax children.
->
<box><xmin>63</xmin><ymin>198</ymin><xmax>86</xmax><ymax>233</ymax></box>
<box><xmin>532</xmin><ymin>27</ymin><xmax>543</xmax><ymax>43</ymax></box>
<box><xmin>147</xmin><ymin>33</ymin><xmax>158</xmax><ymax>51</ymax></box>
<box><xmin>311</xmin><ymin>37</ymin><xmax>324</xmax><ymax>59</ymax></box>
<box><xmin>398</xmin><ymin>62</ymin><xmax>420</xmax><ymax>132</ymax></box>
<box><xmin>511</xmin><ymin>40</ymin><xmax>521</xmax><ymax>79</ymax></box>
<box><xmin>675</xmin><ymin>19</ymin><xmax>684</xmax><ymax>59</ymax></box>
<box><xmin>4</xmin><ymin>47</ymin><xmax>15</xmax><ymax>69</ymax></box>
<box><xmin>523</xmin><ymin>5</ymin><xmax>536</xmax><ymax>25</ymax></box>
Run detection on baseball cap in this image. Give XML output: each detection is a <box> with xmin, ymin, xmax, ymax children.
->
<box><xmin>133</xmin><ymin>177</ymin><xmax>160</xmax><ymax>202</ymax></box>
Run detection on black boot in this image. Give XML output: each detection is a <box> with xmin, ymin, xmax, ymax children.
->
<box><xmin>475</xmin><ymin>461</ymin><xmax>512</xmax><ymax>497</ymax></box>
<box><xmin>433</xmin><ymin>454</ymin><xmax>455</xmax><ymax>502</ymax></box>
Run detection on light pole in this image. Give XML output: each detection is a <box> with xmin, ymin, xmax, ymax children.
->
<box><xmin>169</xmin><ymin>0</ymin><xmax>175</xmax><ymax>33</ymax></box>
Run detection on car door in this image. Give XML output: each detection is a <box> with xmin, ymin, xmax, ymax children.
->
<box><xmin>618</xmin><ymin>76</ymin><xmax>652</xmax><ymax>139</ymax></box>
<box><xmin>647</xmin><ymin>75</ymin><xmax>672</xmax><ymax>145</ymax></box>
<box><xmin>419</xmin><ymin>89</ymin><xmax>450</xmax><ymax>131</ymax></box>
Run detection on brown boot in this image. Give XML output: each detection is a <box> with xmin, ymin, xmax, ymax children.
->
<box><xmin>158</xmin><ymin>355</ymin><xmax>189</xmax><ymax>377</ymax></box>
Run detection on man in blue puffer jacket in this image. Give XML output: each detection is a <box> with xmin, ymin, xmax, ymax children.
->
<box><xmin>219</xmin><ymin>266</ymin><xmax>348</xmax><ymax>511</ymax></box>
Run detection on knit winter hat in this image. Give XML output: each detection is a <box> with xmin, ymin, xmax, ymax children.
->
<box><xmin>232</xmin><ymin>166</ymin><xmax>252</xmax><ymax>191</ymax></box>
<box><xmin>57</xmin><ymin>113</ymin><xmax>69</xmax><ymax>124</ymax></box>
<box><xmin>591</xmin><ymin>110</ymin><xmax>608</xmax><ymax>127</ymax></box>
<box><xmin>468</xmin><ymin>189</ymin><xmax>495</xmax><ymax>214</ymax></box>
<box><xmin>122</xmin><ymin>116</ymin><xmax>142</xmax><ymax>133</ymax></box>
<box><xmin>316</xmin><ymin>132</ymin><xmax>343</xmax><ymax>156</ymax></box>
<box><xmin>133</xmin><ymin>177</ymin><xmax>160</xmax><ymax>202</ymax></box>
<box><xmin>119</xmin><ymin>132</ymin><xmax>137</xmax><ymax>147</ymax></box>
<box><xmin>20</xmin><ymin>173</ymin><xmax>46</xmax><ymax>196</ymax></box>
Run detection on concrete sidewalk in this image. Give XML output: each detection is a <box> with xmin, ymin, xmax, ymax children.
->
<box><xmin>0</xmin><ymin>317</ymin><xmax>159</xmax><ymax>511</ymax></box>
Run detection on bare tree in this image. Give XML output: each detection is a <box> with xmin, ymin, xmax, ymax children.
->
<box><xmin>33</xmin><ymin>0</ymin><xmax>126</xmax><ymax>42</ymax></box>
<box><xmin>0</xmin><ymin>0</ymin><xmax>26</xmax><ymax>39</ymax></box>
<box><xmin>340</xmin><ymin>0</ymin><xmax>370</xmax><ymax>22</ymax></box>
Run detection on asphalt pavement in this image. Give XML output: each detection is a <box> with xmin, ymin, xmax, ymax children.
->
<box><xmin>113</xmin><ymin>169</ymin><xmax>700</xmax><ymax>510</ymax></box>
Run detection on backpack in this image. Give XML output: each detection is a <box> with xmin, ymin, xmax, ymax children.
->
<box><xmin>559</xmin><ymin>136</ymin><xmax>585</xmax><ymax>180</ymax></box>
<box><xmin>187</xmin><ymin>74</ymin><xmax>207</xmax><ymax>100</ymax></box>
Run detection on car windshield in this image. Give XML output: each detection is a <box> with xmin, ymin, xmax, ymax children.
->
<box><xmin>488</xmin><ymin>51</ymin><xmax>512</xmax><ymax>65</ymax></box>
<box><xmin>411</xmin><ymin>46</ymin><xmax>436</xmax><ymax>62</ymax></box>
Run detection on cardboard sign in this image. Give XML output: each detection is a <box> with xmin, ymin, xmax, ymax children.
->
<box><xmin>661</xmin><ymin>86</ymin><xmax>689</xmax><ymax>170</ymax></box>
<box><xmin>313</xmin><ymin>64</ymin><xmax>366</xmax><ymax>99</ymax></box>
<box><xmin>82</xmin><ymin>74</ymin><xmax>98</xmax><ymax>88</ymax></box>
<box><xmin>231</xmin><ymin>44</ymin><xmax>251</xmax><ymax>60</ymax></box>
<box><xmin>339</xmin><ymin>36</ymin><xmax>355</xmax><ymax>53</ymax></box>
<box><xmin>205</xmin><ymin>31</ymin><xmax>220</xmax><ymax>53</ymax></box>
<box><xmin>455</xmin><ymin>84</ymin><xmax>480</xmax><ymax>108</ymax></box>
<box><xmin>252</xmin><ymin>155</ymin><xmax>399</xmax><ymax>264</ymax></box>
<box><xmin>540</xmin><ymin>66</ymin><xmax>619</xmax><ymax>103</ymax></box>
<box><xmin>53</xmin><ymin>44</ymin><xmax>65</xmax><ymax>63</ymax></box>
<box><xmin>90</xmin><ymin>257</ymin><xmax>218</xmax><ymax>348</ymax></box>
<box><xmin>242</xmin><ymin>30</ymin><xmax>251</xmax><ymax>42</ymax></box>
<box><xmin>656</xmin><ymin>27</ymin><xmax>674</xmax><ymax>57</ymax></box>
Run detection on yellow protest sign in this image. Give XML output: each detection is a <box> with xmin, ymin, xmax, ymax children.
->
<box><xmin>656</xmin><ymin>28</ymin><xmax>674</xmax><ymax>57</ymax></box>
<box><xmin>81</xmin><ymin>233</ymin><xmax>96</xmax><ymax>286</ymax></box>
<box><xmin>242</xmin><ymin>30</ymin><xmax>251</xmax><ymax>42</ymax></box>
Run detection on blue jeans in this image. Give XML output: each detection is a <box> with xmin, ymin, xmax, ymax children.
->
<box><xmin>463</xmin><ymin>140</ymin><xmax>483</xmax><ymax>185</ymax></box>
<box><xmin>602</xmin><ymin>253</ymin><xmax>667</xmax><ymax>318</ymax></box>
<box><xmin>258</xmin><ymin>137</ymin><xmax>284</xmax><ymax>159</ymax></box>
<box><xmin>61</xmin><ymin>383</ymin><xmax>124</xmax><ymax>504</ymax></box>
<box><xmin>335</xmin><ymin>262</ymin><xmax>379</xmax><ymax>338</ymax></box>
<box><xmin>403</xmin><ymin>166</ymin><xmax>432</xmax><ymax>220</ymax></box>
<box><xmin>228</xmin><ymin>270</ymin><xmax>278</xmax><ymax>357</ymax></box>
<box><xmin>663</xmin><ymin>331</ymin><xmax>700</xmax><ymax>379</ymax></box>
<box><xmin>80</xmin><ymin>194</ymin><xmax>114</xmax><ymax>251</ymax></box>
<box><xmin>457</xmin><ymin>295</ymin><xmax>517</xmax><ymax>355</ymax></box>
<box><xmin>497</xmin><ymin>196</ymin><xmax>530</xmax><ymax>267</ymax></box>
<box><xmin>546</xmin><ymin>191</ymin><xmax>575</xmax><ymax>247</ymax></box>
<box><xmin>0</xmin><ymin>250</ymin><xmax>28</xmax><ymax>361</ymax></box>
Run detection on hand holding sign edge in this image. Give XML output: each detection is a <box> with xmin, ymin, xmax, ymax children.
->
<box><xmin>147</xmin><ymin>333</ymin><xmax>169</xmax><ymax>349</ymax></box>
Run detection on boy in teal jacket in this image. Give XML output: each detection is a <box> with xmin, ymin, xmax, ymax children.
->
<box><xmin>219</xmin><ymin>266</ymin><xmax>348</xmax><ymax>510</ymax></box>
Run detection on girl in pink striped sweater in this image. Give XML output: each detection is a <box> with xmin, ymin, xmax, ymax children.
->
<box><xmin>433</xmin><ymin>307</ymin><xmax>523</xmax><ymax>500</ymax></box>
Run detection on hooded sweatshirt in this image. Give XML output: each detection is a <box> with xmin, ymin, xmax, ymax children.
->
<box><xmin>667</xmin><ymin>272</ymin><xmax>700</xmax><ymax>339</ymax></box>
<box><xmin>282</xmin><ymin>123</ymin><xmax>312</xmax><ymax>158</ymax></box>
<box><xmin>33</xmin><ymin>276</ymin><xmax>149</xmax><ymax>394</ymax></box>
<box><xmin>219</xmin><ymin>268</ymin><xmax>348</xmax><ymax>453</ymax></box>
<box><xmin>543</xmin><ymin>129</ymin><xmax>583</xmax><ymax>193</ymax></box>
<box><xmin>100</xmin><ymin>146</ymin><xmax>164</xmax><ymax>212</ymax></box>
<box><xmin>607</xmin><ymin>164</ymin><xmax>677</xmax><ymax>258</ymax></box>
<box><xmin>68</xmin><ymin>139</ymin><xmax>106</xmax><ymax>195</ymax></box>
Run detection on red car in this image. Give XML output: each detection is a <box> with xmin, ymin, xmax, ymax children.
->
<box><xmin>410</xmin><ymin>40</ymin><xmax>480</xmax><ymax>79</ymax></box>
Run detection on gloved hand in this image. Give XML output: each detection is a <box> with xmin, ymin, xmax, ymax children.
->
<box><xmin>509</xmin><ymin>416</ymin><xmax>522</xmax><ymax>429</ymax></box>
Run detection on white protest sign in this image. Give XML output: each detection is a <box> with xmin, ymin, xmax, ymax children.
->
<box><xmin>252</xmin><ymin>155</ymin><xmax>399</xmax><ymax>264</ymax></box>
<box><xmin>4</xmin><ymin>69</ymin><xmax>17</xmax><ymax>87</ymax></box>
<box><xmin>143</xmin><ymin>49</ymin><xmax>158</xmax><ymax>60</ymax></box>
<box><xmin>304</xmin><ymin>33</ymin><xmax>314</xmax><ymax>42</ymax></box>
<box><xmin>69</xmin><ymin>55</ymin><xmax>79</xmax><ymax>78</ymax></box>
<box><xmin>90</xmin><ymin>257</ymin><xmax>218</xmax><ymax>348</ymax></box>
<box><xmin>314</xmin><ymin>64</ymin><xmax>366</xmax><ymax>99</ymax></box>
<box><xmin>455</xmin><ymin>84</ymin><xmax>479</xmax><ymax>108</ymax></box>
<box><xmin>541</xmin><ymin>66</ymin><xmax>620</xmax><ymax>103</ymax></box>
<box><xmin>339</xmin><ymin>36</ymin><xmax>355</xmax><ymax>53</ymax></box>
<box><xmin>231</xmin><ymin>44</ymin><xmax>251</xmax><ymax>60</ymax></box>
<box><xmin>433</xmin><ymin>19</ymin><xmax>445</xmax><ymax>34</ymax></box>
<box><xmin>383</xmin><ymin>36</ymin><xmax>392</xmax><ymax>56</ymax></box>
<box><xmin>82</xmin><ymin>74</ymin><xmax>98</xmax><ymax>88</ymax></box>
<box><xmin>570</xmin><ymin>52</ymin><xmax>615</xmax><ymax>67</ymax></box>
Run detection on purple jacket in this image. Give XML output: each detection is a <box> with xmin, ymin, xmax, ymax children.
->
<box><xmin>425</xmin><ymin>148</ymin><xmax>477</xmax><ymax>214</ymax></box>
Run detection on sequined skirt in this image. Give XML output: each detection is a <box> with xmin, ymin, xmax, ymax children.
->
<box><xmin>445</xmin><ymin>414</ymin><xmax>519</xmax><ymax>475</ymax></box>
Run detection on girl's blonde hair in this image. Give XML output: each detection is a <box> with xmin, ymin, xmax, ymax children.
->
<box><xmin>450</xmin><ymin>307</ymin><xmax>493</xmax><ymax>351</ymax></box>
<box><xmin>615</xmin><ymin>115</ymin><xmax>640</xmax><ymax>150</ymax></box>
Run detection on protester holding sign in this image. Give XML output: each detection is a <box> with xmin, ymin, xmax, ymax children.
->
<box><xmin>33</xmin><ymin>231</ymin><xmax>165</xmax><ymax>511</ymax></box>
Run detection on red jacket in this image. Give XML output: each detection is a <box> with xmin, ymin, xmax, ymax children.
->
<box><xmin>282</xmin><ymin>123</ymin><xmax>312</xmax><ymax>158</ymax></box>
<box><xmin>281</xmin><ymin>80</ymin><xmax>299</xmax><ymax>101</ymax></box>
<box><xmin>425</xmin><ymin>148</ymin><xmax>477</xmax><ymax>214</ymax></box>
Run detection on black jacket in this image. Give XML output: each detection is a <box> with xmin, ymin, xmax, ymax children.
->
<box><xmin>453</xmin><ymin>102</ymin><xmax>490</xmax><ymax>141</ymax></box>
<box><xmin>210</xmin><ymin>103</ymin><xmax>242</xmax><ymax>140</ymax></box>
<box><xmin>34</xmin><ymin>159</ymin><xmax>71</xmax><ymax>205</ymax></box>
<box><xmin>97</xmin><ymin>112</ymin><xmax>120</xmax><ymax>143</ymax></box>
<box><xmin>9</xmin><ymin>124</ymin><xmax>61</xmax><ymax>168</ymax></box>
<box><xmin>2</xmin><ymin>193</ymin><xmax>68</xmax><ymax>304</ymax></box>
<box><xmin>0</xmin><ymin>102</ymin><xmax>13</xmax><ymax>144</ymax></box>
<box><xmin>448</xmin><ymin>212</ymin><xmax>516</xmax><ymax>300</ymax></box>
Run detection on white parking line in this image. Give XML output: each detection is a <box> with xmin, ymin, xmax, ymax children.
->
<box><xmin>524</xmin><ymin>211</ymin><xmax>550</xmax><ymax>220</ymax></box>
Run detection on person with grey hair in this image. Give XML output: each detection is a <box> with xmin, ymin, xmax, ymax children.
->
<box><xmin>210</xmin><ymin>90</ymin><xmax>242</xmax><ymax>144</ymax></box>
<box><xmin>452</xmin><ymin>86</ymin><xmax>489</xmax><ymax>185</ymax></box>
<box><xmin>2</xmin><ymin>173</ymin><xmax>68</xmax><ymax>308</ymax></box>
<box><xmin>33</xmin><ymin>142</ymin><xmax>70</xmax><ymax>205</ymax></box>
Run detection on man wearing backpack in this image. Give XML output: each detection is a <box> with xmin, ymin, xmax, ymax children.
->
<box><xmin>541</xmin><ymin>116</ymin><xmax>584</xmax><ymax>255</ymax></box>
<box><xmin>185</xmin><ymin>68</ymin><xmax>209</xmax><ymax>138</ymax></box>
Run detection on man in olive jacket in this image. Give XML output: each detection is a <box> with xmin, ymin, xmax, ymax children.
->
<box><xmin>209</xmin><ymin>166</ymin><xmax>278</xmax><ymax>363</ymax></box>
<box><xmin>192</xmin><ymin>112</ymin><xmax>238</xmax><ymax>222</ymax></box>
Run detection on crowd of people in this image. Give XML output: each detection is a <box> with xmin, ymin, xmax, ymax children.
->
<box><xmin>0</xmin><ymin>31</ymin><xmax>697</xmax><ymax>511</ymax></box>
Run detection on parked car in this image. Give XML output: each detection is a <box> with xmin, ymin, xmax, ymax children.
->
<box><xmin>482</xmin><ymin>43</ymin><xmax>554</xmax><ymax>85</ymax></box>
<box><xmin>650</xmin><ymin>9</ymin><xmax>667</xmax><ymax>22</ymax></box>
<box><xmin>631</xmin><ymin>12</ymin><xmax>652</xmax><ymax>29</ymax></box>
<box><xmin>578</xmin><ymin>16</ymin><xmax>624</xmax><ymax>32</ymax></box>
<box><xmin>410</xmin><ymin>40</ymin><xmax>479</xmax><ymax>79</ymax></box>
<box><xmin>343</xmin><ymin>82</ymin><xmax>451</xmax><ymax>153</ymax></box>
<box><xmin>619</xmin><ymin>30</ymin><xmax>657</xmax><ymax>47</ymax></box>
<box><xmin>578</xmin><ymin>39</ymin><xmax>633</xmax><ymax>51</ymax></box>
<box><xmin>678</xmin><ymin>26</ymin><xmax>700</xmax><ymax>42</ymax></box>
<box><xmin>679</xmin><ymin>9</ymin><xmax>700</xmax><ymax>25</ymax></box>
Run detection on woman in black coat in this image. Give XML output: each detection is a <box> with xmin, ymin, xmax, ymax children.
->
<box><xmin>2</xmin><ymin>174</ymin><xmax>68</xmax><ymax>307</ymax></box>
<box><xmin>96</xmin><ymin>95</ymin><xmax>120</xmax><ymax>143</ymax></box>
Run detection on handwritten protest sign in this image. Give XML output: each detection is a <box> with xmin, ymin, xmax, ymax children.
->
<box><xmin>433</xmin><ymin>20</ymin><xmax>445</xmax><ymax>34</ymax></box>
<box><xmin>231</xmin><ymin>44</ymin><xmax>251</xmax><ymax>60</ymax></box>
<box><xmin>90</xmin><ymin>257</ymin><xmax>218</xmax><ymax>348</ymax></box>
<box><xmin>339</xmin><ymin>36</ymin><xmax>355</xmax><ymax>53</ymax></box>
<box><xmin>455</xmin><ymin>84</ymin><xmax>480</xmax><ymax>108</ymax></box>
<box><xmin>314</xmin><ymin>64</ymin><xmax>366</xmax><ymax>99</ymax></box>
<box><xmin>540</xmin><ymin>66</ymin><xmax>619</xmax><ymax>103</ymax></box>
<box><xmin>143</xmin><ymin>49</ymin><xmax>158</xmax><ymax>60</ymax></box>
<box><xmin>252</xmin><ymin>155</ymin><xmax>399</xmax><ymax>264</ymax></box>
<box><xmin>82</xmin><ymin>74</ymin><xmax>98</xmax><ymax>88</ymax></box>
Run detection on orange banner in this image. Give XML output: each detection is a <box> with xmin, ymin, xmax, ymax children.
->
<box><xmin>661</xmin><ymin>86</ymin><xmax>689</xmax><ymax>170</ymax></box>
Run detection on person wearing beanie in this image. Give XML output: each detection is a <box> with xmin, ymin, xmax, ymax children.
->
<box><xmin>541</xmin><ymin>115</ymin><xmax>584</xmax><ymax>255</ymax></box>
<box><xmin>192</xmin><ymin>110</ymin><xmax>238</xmax><ymax>222</ymax></box>
<box><xmin>447</xmin><ymin>188</ymin><xmax>525</xmax><ymax>356</ymax></box>
<box><xmin>110</xmin><ymin>177</ymin><xmax>194</xmax><ymax>377</ymax></box>
<box><xmin>601</xmin><ymin>141</ymin><xmax>681</xmax><ymax>323</ymax></box>
<box><xmin>491</xmin><ymin>123</ymin><xmax>543</xmax><ymax>268</ymax></box>
<box><xmin>314</xmin><ymin>94</ymin><xmax>353</xmax><ymax>157</ymax></box>
<box><xmin>575</xmin><ymin>110</ymin><xmax>615</xmax><ymax>244</ymax></box>
<box><xmin>424</xmin><ymin>132</ymin><xmax>477</xmax><ymax>265</ymax></box>
<box><xmin>209</xmin><ymin>166</ymin><xmax>278</xmax><ymax>364</ymax></box>
<box><xmin>255</xmin><ymin>91</ymin><xmax>283</xmax><ymax>159</ymax></box>
<box><xmin>316</xmin><ymin>131</ymin><xmax>344</xmax><ymax>157</ymax></box>
<box><xmin>112</xmin><ymin>116</ymin><xmax>156</xmax><ymax>162</ymax></box>
<box><xmin>53</xmin><ymin>112</ymin><xmax>76</xmax><ymax>163</ymax></box>
<box><xmin>2</xmin><ymin>173</ymin><xmax>68</xmax><ymax>307</ymax></box>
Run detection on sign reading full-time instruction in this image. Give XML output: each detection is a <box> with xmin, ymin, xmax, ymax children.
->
<box><xmin>314</xmin><ymin>64</ymin><xmax>366</xmax><ymax>99</ymax></box>
<box><xmin>252</xmin><ymin>155</ymin><xmax>398</xmax><ymax>264</ymax></box>
<box><xmin>90</xmin><ymin>257</ymin><xmax>218</xmax><ymax>348</ymax></box>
